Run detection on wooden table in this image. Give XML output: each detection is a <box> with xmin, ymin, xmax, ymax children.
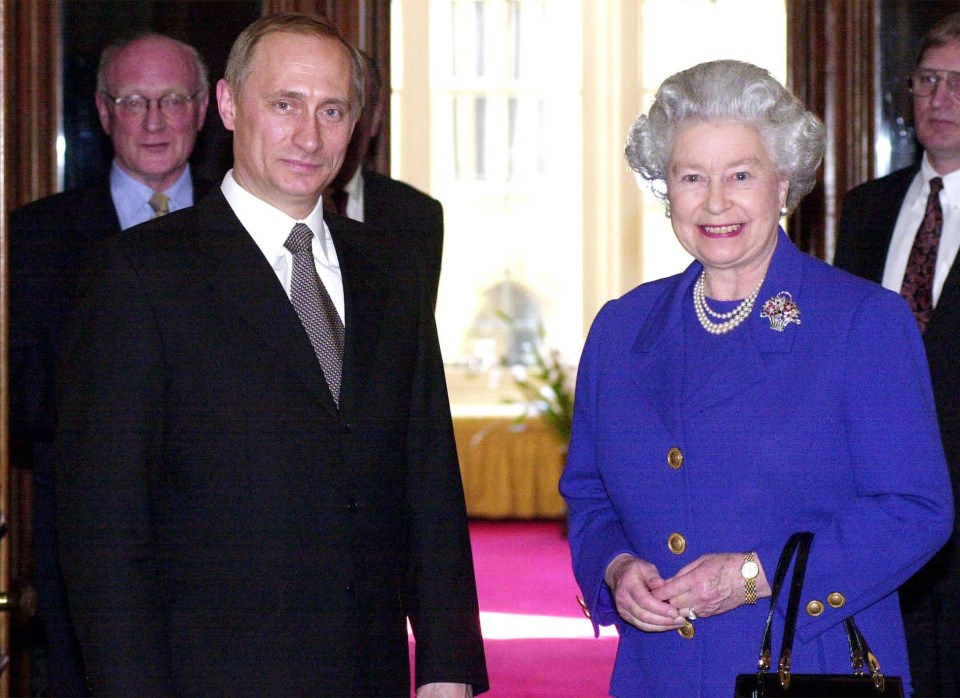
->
<box><xmin>452</xmin><ymin>415</ymin><xmax>567</xmax><ymax>519</ymax></box>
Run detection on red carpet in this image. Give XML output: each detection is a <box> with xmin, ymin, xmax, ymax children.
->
<box><xmin>411</xmin><ymin>520</ymin><xmax>618</xmax><ymax>697</ymax></box>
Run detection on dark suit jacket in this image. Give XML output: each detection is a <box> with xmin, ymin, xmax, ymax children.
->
<box><xmin>836</xmin><ymin>165</ymin><xmax>960</xmax><ymax>597</ymax></box>
<box><xmin>10</xmin><ymin>174</ymin><xmax>214</xmax><ymax>696</ymax></box>
<box><xmin>362</xmin><ymin>169</ymin><xmax>444</xmax><ymax>308</ymax></box>
<box><xmin>54</xmin><ymin>189</ymin><xmax>488</xmax><ymax>697</ymax></box>
<box><xmin>11</xmin><ymin>182</ymin><xmax>120</xmax><ymax>443</ymax></box>
<box><xmin>11</xmin><ymin>172</ymin><xmax>215</xmax><ymax>442</ymax></box>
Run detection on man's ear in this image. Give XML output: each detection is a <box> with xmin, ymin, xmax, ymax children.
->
<box><xmin>94</xmin><ymin>91</ymin><xmax>113</xmax><ymax>136</ymax></box>
<box><xmin>216</xmin><ymin>78</ymin><xmax>236</xmax><ymax>132</ymax></box>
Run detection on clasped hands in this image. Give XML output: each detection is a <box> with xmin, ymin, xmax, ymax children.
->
<box><xmin>604</xmin><ymin>552</ymin><xmax>766</xmax><ymax>632</ymax></box>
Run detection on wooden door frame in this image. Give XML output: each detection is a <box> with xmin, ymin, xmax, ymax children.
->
<box><xmin>1</xmin><ymin>0</ymin><xmax>10</xmax><ymax>695</ymax></box>
<box><xmin>786</xmin><ymin>0</ymin><xmax>878</xmax><ymax>262</ymax></box>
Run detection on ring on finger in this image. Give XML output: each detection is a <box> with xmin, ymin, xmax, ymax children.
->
<box><xmin>687</xmin><ymin>608</ymin><xmax>697</xmax><ymax>621</ymax></box>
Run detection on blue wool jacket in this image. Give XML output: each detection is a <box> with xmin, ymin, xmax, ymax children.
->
<box><xmin>560</xmin><ymin>230</ymin><xmax>953</xmax><ymax>697</ymax></box>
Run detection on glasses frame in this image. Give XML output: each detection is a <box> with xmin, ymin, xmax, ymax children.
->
<box><xmin>101</xmin><ymin>90</ymin><xmax>203</xmax><ymax>117</ymax></box>
<box><xmin>907</xmin><ymin>69</ymin><xmax>960</xmax><ymax>100</ymax></box>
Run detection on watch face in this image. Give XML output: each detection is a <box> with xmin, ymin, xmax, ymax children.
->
<box><xmin>741</xmin><ymin>561</ymin><xmax>760</xmax><ymax>579</ymax></box>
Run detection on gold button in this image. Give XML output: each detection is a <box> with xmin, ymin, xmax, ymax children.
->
<box><xmin>678</xmin><ymin>621</ymin><xmax>695</xmax><ymax>639</ymax></box>
<box><xmin>667</xmin><ymin>447</ymin><xmax>683</xmax><ymax>469</ymax></box>
<box><xmin>806</xmin><ymin>600</ymin><xmax>824</xmax><ymax>617</ymax></box>
<box><xmin>668</xmin><ymin>533</ymin><xmax>686</xmax><ymax>555</ymax></box>
<box><xmin>827</xmin><ymin>593</ymin><xmax>845</xmax><ymax>609</ymax></box>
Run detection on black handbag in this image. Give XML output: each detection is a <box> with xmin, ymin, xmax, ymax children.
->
<box><xmin>734</xmin><ymin>532</ymin><xmax>904</xmax><ymax>697</ymax></box>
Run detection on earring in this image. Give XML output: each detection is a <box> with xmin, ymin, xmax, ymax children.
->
<box><xmin>779</xmin><ymin>206</ymin><xmax>789</xmax><ymax>217</ymax></box>
<box><xmin>664</xmin><ymin>206</ymin><xmax>672</xmax><ymax>219</ymax></box>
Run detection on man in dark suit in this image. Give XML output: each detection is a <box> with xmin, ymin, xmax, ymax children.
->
<box><xmin>54</xmin><ymin>13</ymin><xmax>487</xmax><ymax>697</ymax></box>
<box><xmin>326</xmin><ymin>50</ymin><xmax>444</xmax><ymax>307</ymax></box>
<box><xmin>9</xmin><ymin>32</ymin><xmax>211</xmax><ymax>696</ymax></box>
<box><xmin>835</xmin><ymin>11</ymin><xmax>960</xmax><ymax>697</ymax></box>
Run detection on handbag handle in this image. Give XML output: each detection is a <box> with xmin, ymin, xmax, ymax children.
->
<box><xmin>753</xmin><ymin>532</ymin><xmax>888</xmax><ymax>693</ymax></box>
<box><xmin>756</xmin><ymin>532</ymin><xmax>807</xmax><ymax>673</ymax></box>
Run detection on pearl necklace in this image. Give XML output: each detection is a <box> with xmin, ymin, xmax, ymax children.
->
<box><xmin>692</xmin><ymin>271</ymin><xmax>766</xmax><ymax>335</ymax></box>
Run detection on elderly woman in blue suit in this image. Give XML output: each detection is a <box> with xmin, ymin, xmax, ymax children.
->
<box><xmin>559</xmin><ymin>59</ymin><xmax>953</xmax><ymax>697</ymax></box>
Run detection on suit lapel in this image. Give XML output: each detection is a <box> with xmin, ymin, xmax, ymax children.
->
<box><xmin>632</xmin><ymin>231</ymin><xmax>802</xmax><ymax>433</ymax></box>
<box><xmin>328</xmin><ymin>216</ymin><xmax>387</xmax><ymax>414</ymax></box>
<box><xmin>193</xmin><ymin>192</ymin><xmax>339</xmax><ymax>415</ymax></box>
<box><xmin>78</xmin><ymin>182</ymin><xmax>122</xmax><ymax>238</ymax></box>
<box><xmin>361</xmin><ymin>170</ymin><xmax>383</xmax><ymax>227</ymax></box>
<box><xmin>931</xmin><ymin>244</ymin><xmax>960</xmax><ymax>331</ymax></box>
<box><xmin>629</xmin><ymin>268</ymin><xmax>690</xmax><ymax>438</ymax></box>
<box><xmin>683</xmin><ymin>231</ymin><xmax>801</xmax><ymax>419</ymax></box>
<box><xmin>862</xmin><ymin>167</ymin><xmax>918</xmax><ymax>282</ymax></box>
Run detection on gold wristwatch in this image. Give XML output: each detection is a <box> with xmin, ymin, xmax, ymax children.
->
<box><xmin>741</xmin><ymin>552</ymin><xmax>759</xmax><ymax>604</ymax></box>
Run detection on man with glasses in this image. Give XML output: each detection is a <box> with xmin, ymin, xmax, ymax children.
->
<box><xmin>9</xmin><ymin>32</ymin><xmax>212</xmax><ymax>696</ymax></box>
<box><xmin>835</xmin><ymin>10</ymin><xmax>960</xmax><ymax>697</ymax></box>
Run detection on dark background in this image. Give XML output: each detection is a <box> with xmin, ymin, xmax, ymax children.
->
<box><xmin>62</xmin><ymin>0</ymin><xmax>262</xmax><ymax>189</ymax></box>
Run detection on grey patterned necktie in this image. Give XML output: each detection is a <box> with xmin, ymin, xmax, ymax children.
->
<box><xmin>284</xmin><ymin>223</ymin><xmax>345</xmax><ymax>404</ymax></box>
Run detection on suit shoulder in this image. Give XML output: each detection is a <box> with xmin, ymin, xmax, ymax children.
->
<box><xmin>12</xmin><ymin>186</ymin><xmax>102</xmax><ymax>226</ymax></box>
<box><xmin>801</xmin><ymin>251</ymin><xmax>910</xmax><ymax>322</ymax></box>
<box><xmin>845</xmin><ymin>165</ymin><xmax>918</xmax><ymax>201</ymax></box>
<box><xmin>597</xmin><ymin>271</ymin><xmax>686</xmax><ymax>324</ymax></box>
<box><xmin>364</xmin><ymin>169</ymin><xmax>440</xmax><ymax>207</ymax></box>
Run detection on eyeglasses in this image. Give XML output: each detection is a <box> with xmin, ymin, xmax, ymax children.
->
<box><xmin>102</xmin><ymin>91</ymin><xmax>201</xmax><ymax>118</ymax></box>
<box><xmin>907</xmin><ymin>69</ymin><xmax>960</xmax><ymax>99</ymax></box>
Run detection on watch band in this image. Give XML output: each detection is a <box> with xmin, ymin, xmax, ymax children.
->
<box><xmin>742</xmin><ymin>552</ymin><xmax>758</xmax><ymax>605</ymax></box>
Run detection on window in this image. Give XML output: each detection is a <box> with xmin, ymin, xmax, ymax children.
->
<box><xmin>393</xmin><ymin>0</ymin><xmax>786</xmax><ymax>409</ymax></box>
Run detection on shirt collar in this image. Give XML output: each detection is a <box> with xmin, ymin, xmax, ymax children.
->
<box><xmin>341</xmin><ymin>166</ymin><xmax>363</xmax><ymax>199</ymax></box>
<box><xmin>220</xmin><ymin>170</ymin><xmax>331</xmax><ymax>262</ymax></box>
<box><xmin>920</xmin><ymin>153</ymin><xmax>960</xmax><ymax>208</ymax></box>
<box><xmin>109</xmin><ymin>161</ymin><xmax>194</xmax><ymax>229</ymax></box>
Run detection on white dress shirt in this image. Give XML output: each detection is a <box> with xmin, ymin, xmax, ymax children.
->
<box><xmin>110</xmin><ymin>162</ymin><xmax>195</xmax><ymax>230</ymax></box>
<box><xmin>882</xmin><ymin>153</ymin><xmax>960</xmax><ymax>307</ymax></box>
<box><xmin>340</xmin><ymin>166</ymin><xmax>365</xmax><ymax>222</ymax></box>
<box><xmin>220</xmin><ymin>170</ymin><xmax>345</xmax><ymax>323</ymax></box>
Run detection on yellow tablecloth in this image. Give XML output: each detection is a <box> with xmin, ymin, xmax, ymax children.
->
<box><xmin>453</xmin><ymin>416</ymin><xmax>568</xmax><ymax>519</ymax></box>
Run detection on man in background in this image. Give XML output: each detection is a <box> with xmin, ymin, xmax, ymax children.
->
<box><xmin>835</xmin><ymin>11</ymin><xmax>960</xmax><ymax>696</ymax></box>
<box><xmin>9</xmin><ymin>32</ymin><xmax>210</xmax><ymax>696</ymax></box>
<box><xmin>326</xmin><ymin>50</ymin><xmax>444</xmax><ymax>307</ymax></box>
<box><xmin>54</xmin><ymin>13</ymin><xmax>486</xmax><ymax>696</ymax></box>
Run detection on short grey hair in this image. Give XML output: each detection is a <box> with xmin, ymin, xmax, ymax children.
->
<box><xmin>625</xmin><ymin>59</ymin><xmax>825</xmax><ymax>213</ymax></box>
<box><xmin>97</xmin><ymin>32</ymin><xmax>209</xmax><ymax>96</ymax></box>
<box><xmin>224</xmin><ymin>13</ymin><xmax>365</xmax><ymax>115</ymax></box>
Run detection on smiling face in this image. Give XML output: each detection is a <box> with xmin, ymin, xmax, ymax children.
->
<box><xmin>95</xmin><ymin>35</ymin><xmax>208</xmax><ymax>192</ymax></box>
<box><xmin>914</xmin><ymin>39</ymin><xmax>960</xmax><ymax>174</ymax></box>
<box><xmin>217</xmin><ymin>32</ymin><xmax>358</xmax><ymax>219</ymax></box>
<box><xmin>666</xmin><ymin>120</ymin><xmax>789</xmax><ymax>296</ymax></box>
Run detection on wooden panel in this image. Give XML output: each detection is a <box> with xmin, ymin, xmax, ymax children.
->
<box><xmin>7</xmin><ymin>0</ymin><xmax>59</xmax><ymax>210</ymax></box>
<box><xmin>1</xmin><ymin>0</ymin><xmax>10</xmax><ymax>689</ymax></box>
<box><xmin>787</xmin><ymin>0</ymin><xmax>877</xmax><ymax>261</ymax></box>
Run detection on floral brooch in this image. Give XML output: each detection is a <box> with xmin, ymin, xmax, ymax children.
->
<box><xmin>760</xmin><ymin>291</ymin><xmax>801</xmax><ymax>332</ymax></box>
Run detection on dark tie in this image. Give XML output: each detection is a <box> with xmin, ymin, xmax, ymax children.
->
<box><xmin>900</xmin><ymin>177</ymin><xmax>944</xmax><ymax>333</ymax></box>
<box><xmin>284</xmin><ymin>223</ymin><xmax>345</xmax><ymax>404</ymax></box>
<box><xmin>149</xmin><ymin>191</ymin><xmax>170</xmax><ymax>218</ymax></box>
